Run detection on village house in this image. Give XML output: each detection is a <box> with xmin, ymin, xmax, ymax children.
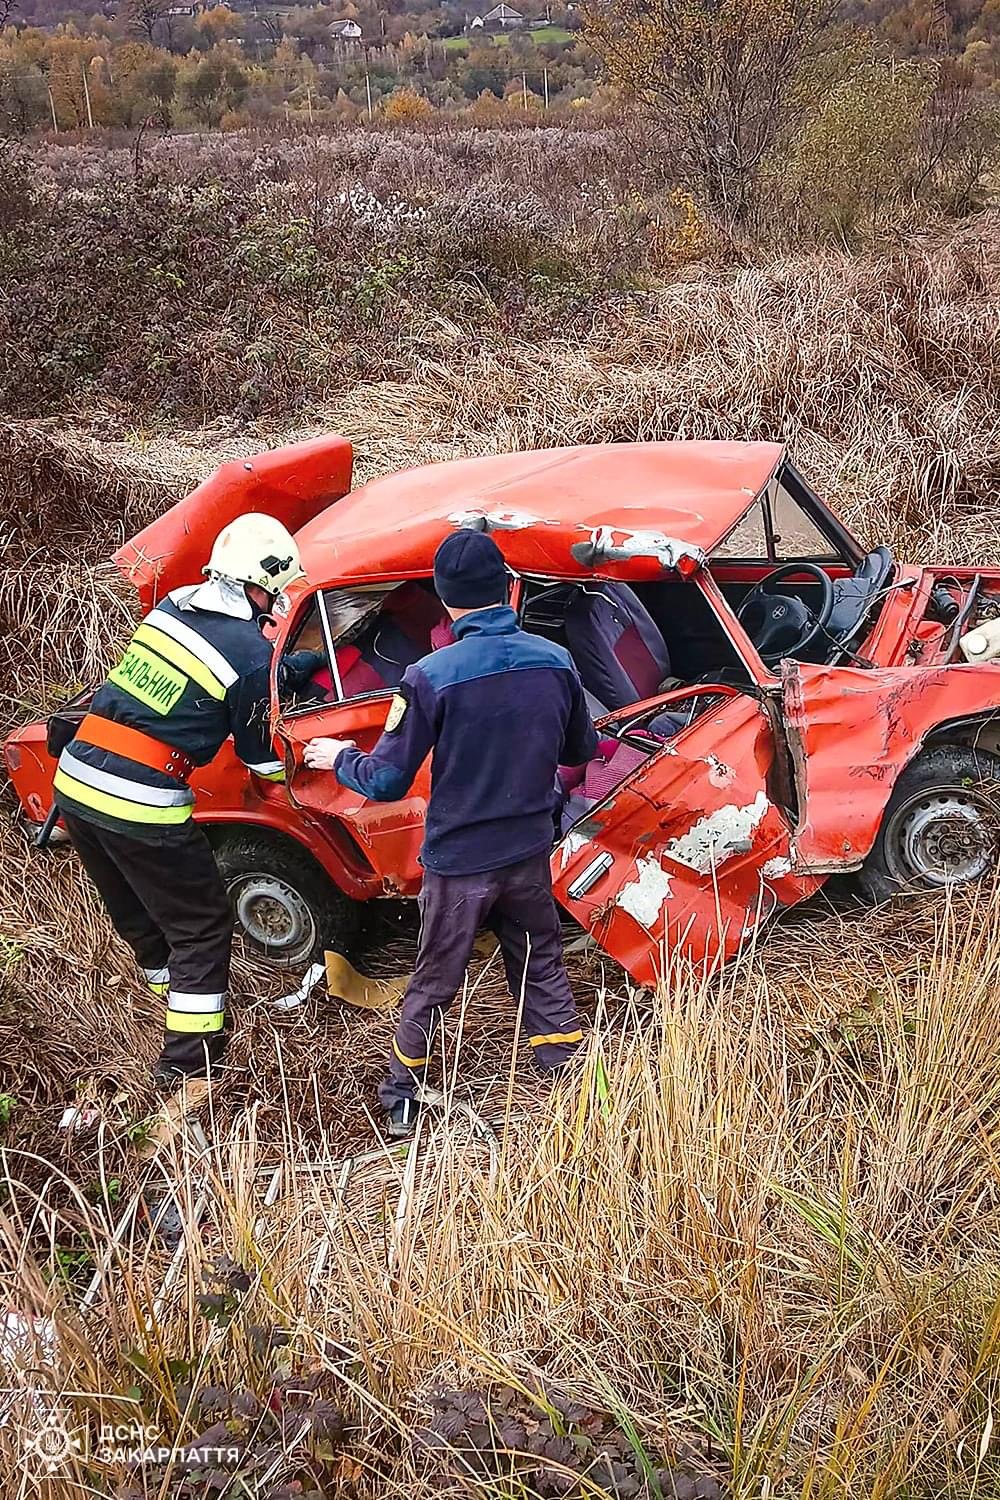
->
<box><xmin>469</xmin><ymin>3</ymin><xmax>525</xmax><ymax>32</ymax></box>
<box><xmin>329</xmin><ymin>16</ymin><xmax>364</xmax><ymax>40</ymax></box>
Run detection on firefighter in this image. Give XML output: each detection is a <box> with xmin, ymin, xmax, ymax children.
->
<box><xmin>54</xmin><ymin>514</ymin><xmax>308</xmax><ymax>1089</ymax></box>
<box><xmin>304</xmin><ymin>530</ymin><xmax>599</xmax><ymax>1138</ymax></box>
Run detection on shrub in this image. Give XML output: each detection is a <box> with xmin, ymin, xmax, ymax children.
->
<box><xmin>776</xmin><ymin>57</ymin><xmax>933</xmax><ymax>237</ymax></box>
<box><xmin>382</xmin><ymin>86</ymin><xmax>434</xmax><ymax>124</ymax></box>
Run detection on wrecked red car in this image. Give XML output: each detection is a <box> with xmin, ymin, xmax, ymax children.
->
<box><xmin>7</xmin><ymin>437</ymin><xmax>1000</xmax><ymax>986</ymax></box>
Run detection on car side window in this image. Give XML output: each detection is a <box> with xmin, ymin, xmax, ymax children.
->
<box><xmin>713</xmin><ymin>486</ymin><xmax>840</xmax><ymax>562</ymax></box>
<box><xmin>280</xmin><ymin>581</ymin><xmax>451</xmax><ymax>710</ymax></box>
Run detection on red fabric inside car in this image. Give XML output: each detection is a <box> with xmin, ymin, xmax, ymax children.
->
<box><xmin>311</xmin><ymin>584</ymin><xmax>453</xmax><ymax>700</ymax></box>
<box><xmin>430</xmin><ymin>619</ymin><xmax>456</xmax><ymax>650</ymax></box>
<box><xmin>312</xmin><ymin>645</ymin><xmax>386</xmax><ymax>699</ymax></box>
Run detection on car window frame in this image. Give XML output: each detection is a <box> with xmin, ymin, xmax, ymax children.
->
<box><xmin>277</xmin><ymin>572</ymin><xmax>525</xmax><ymax>718</ymax></box>
<box><xmin>712</xmin><ymin>463</ymin><xmax>865</xmax><ymax>567</ymax></box>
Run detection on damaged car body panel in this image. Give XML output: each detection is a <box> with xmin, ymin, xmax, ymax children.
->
<box><xmin>783</xmin><ymin>659</ymin><xmax>1000</xmax><ymax>875</ymax></box>
<box><xmin>551</xmin><ymin>687</ymin><xmax>822</xmax><ymax>985</ymax></box>
<box><xmin>115</xmin><ymin>435</ymin><xmax>354</xmax><ymax>614</ymax></box>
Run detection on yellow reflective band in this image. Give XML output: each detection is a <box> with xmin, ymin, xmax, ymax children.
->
<box><xmin>253</xmin><ymin>768</ymin><xmax>285</xmax><ymax>782</ymax></box>
<box><xmin>528</xmin><ymin>1030</ymin><xmax>584</xmax><ymax>1048</ymax></box>
<box><xmin>108</xmin><ymin>642</ymin><xmax>187</xmax><ymax>716</ymax></box>
<box><xmin>392</xmin><ymin>1037</ymin><xmax>428</xmax><ymax>1069</ymax></box>
<box><xmin>148</xmin><ymin>981</ymin><xmax>169</xmax><ymax>997</ymax></box>
<box><xmin>134</xmin><ymin>622</ymin><xmax>227</xmax><ymax>701</ymax></box>
<box><xmin>165</xmin><ymin>1009</ymin><xmax>225</xmax><ymax>1034</ymax></box>
<box><xmin>54</xmin><ymin>767</ymin><xmax>193</xmax><ymax>824</ymax></box>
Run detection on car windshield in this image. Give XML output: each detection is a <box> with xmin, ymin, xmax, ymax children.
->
<box><xmin>713</xmin><ymin>473</ymin><xmax>846</xmax><ymax>562</ymax></box>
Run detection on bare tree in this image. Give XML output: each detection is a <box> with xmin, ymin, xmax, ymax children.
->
<box><xmin>125</xmin><ymin>0</ymin><xmax>172</xmax><ymax>48</ymax></box>
<box><xmin>584</xmin><ymin>0</ymin><xmax>841</xmax><ymax>224</ymax></box>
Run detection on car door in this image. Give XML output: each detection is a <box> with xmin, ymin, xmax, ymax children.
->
<box><xmin>278</xmin><ymin>693</ymin><xmax>429</xmax><ymax>895</ymax></box>
<box><xmin>551</xmin><ymin>686</ymin><xmax>821</xmax><ymax>987</ymax></box>
<box><xmin>271</xmin><ymin>582</ymin><xmax>437</xmax><ymax>895</ymax></box>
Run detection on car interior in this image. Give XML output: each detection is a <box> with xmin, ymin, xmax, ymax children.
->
<box><xmin>278</xmin><ymin>468</ymin><xmax>902</xmax><ymax>840</ymax></box>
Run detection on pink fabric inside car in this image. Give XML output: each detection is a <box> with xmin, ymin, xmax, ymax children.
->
<box><xmin>559</xmin><ymin>739</ymin><xmax>648</xmax><ymax>799</ymax></box>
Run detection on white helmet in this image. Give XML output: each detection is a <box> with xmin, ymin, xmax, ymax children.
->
<box><xmin>205</xmin><ymin>513</ymin><xmax>305</xmax><ymax>595</ymax></box>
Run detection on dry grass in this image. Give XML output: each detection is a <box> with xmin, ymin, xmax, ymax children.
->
<box><xmin>4</xmin><ymin>900</ymin><xmax>1000</xmax><ymax>1497</ymax></box>
<box><xmin>2</xmin><ymin>212</ymin><xmax>1000</xmax><ymax>1496</ymax></box>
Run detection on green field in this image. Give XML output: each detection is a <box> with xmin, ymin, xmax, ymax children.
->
<box><xmin>443</xmin><ymin>26</ymin><xmax>575</xmax><ymax>50</ymax></box>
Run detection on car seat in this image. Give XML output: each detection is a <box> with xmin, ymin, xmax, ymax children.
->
<box><xmin>563</xmin><ymin>583</ymin><xmax>673</xmax><ymax>712</ymax></box>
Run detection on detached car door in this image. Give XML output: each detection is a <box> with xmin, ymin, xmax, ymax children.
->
<box><xmin>551</xmin><ymin>686</ymin><xmax>820</xmax><ymax>987</ymax></box>
<box><xmin>272</xmin><ymin>581</ymin><xmax>441</xmax><ymax>896</ymax></box>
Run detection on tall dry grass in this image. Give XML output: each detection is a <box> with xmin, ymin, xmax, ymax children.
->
<box><xmin>4</xmin><ymin>898</ymin><xmax>1000</xmax><ymax>1496</ymax></box>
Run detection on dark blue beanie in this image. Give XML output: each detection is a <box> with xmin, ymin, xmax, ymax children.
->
<box><xmin>433</xmin><ymin>531</ymin><xmax>509</xmax><ymax>609</ymax></box>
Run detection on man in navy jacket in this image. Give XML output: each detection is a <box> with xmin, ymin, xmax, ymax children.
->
<box><xmin>305</xmin><ymin>530</ymin><xmax>598</xmax><ymax>1137</ymax></box>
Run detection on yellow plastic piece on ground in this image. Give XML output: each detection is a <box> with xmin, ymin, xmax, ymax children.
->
<box><xmin>324</xmin><ymin>951</ymin><xmax>409</xmax><ymax>1011</ymax></box>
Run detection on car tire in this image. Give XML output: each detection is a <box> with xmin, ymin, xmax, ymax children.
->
<box><xmin>856</xmin><ymin>744</ymin><xmax>1000</xmax><ymax>906</ymax></box>
<box><xmin>211</xmin><ymin>828</ymin><xmax>360</xmax><ymax>967</ymax></box>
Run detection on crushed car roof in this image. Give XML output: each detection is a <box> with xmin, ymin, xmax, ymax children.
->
<box><xmin>295</xmin><ymin>441</ymin><xmax>786</xmax><ymax>582</ymax></box>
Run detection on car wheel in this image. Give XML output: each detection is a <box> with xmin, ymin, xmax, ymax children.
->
<box><xmin>211</xmin><ymin>829</ymin><xmax>360</xmax><ymax>966</ymax></box>
<box><xmin>857</xmin><ymin>745</ymin><xmax>1000</xmax><ymax>905</ymax></box>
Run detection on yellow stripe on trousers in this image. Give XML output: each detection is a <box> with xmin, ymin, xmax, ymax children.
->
<box><xmin>165</xmin><ymin>1009</ymin><xmax>225</xmax><ymax>1034</ymax></box>
<box><xmin>528</xmin><ymin>1030</ymin><xmax>583</xmax><ymax>1048</ymax></box>
<box><xmin>54</xmin><ymin>767</ymin><xmax>192</xmax><ymax>825</ymax></box>
<box><xmin>392</xmin><ymin>1036</ymin><xmax>428</xmax><ymax>1069</ymax></box>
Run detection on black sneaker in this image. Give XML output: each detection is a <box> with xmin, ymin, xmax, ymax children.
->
<box><xmin>386</xmin><ymin>1098</ymin><xmax>420</xmax><ymax>1140</ymax></box>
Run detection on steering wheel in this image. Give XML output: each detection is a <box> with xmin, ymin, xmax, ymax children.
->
<box><xmin>737</xmin><ymin>563</ymin><xmax>835</xmax><ymax>667</ymax></box>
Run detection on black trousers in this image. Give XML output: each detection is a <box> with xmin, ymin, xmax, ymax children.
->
<box><xmin>62</xmin><ymin>812</ymin><xmax>233</xmax><ymax>1076</ymax></box>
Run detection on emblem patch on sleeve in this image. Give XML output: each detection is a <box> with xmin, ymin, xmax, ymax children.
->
<box><xmin>385</xmin><ymin>692</ymin><xmax>408</xmax><ymax>733</ymax></box>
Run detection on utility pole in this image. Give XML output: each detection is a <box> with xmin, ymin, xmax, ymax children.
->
<box><xmin>522</xmin><ymin>70</ymin><xmax>527</xmax><ymax>109</ymax></box>
<box><xmin>543</xmin><ymin>66</ymin><xmax>549</xmax><ymax>109</ymax></box>
<box><xmin>365</xmin><ymin>66</ymin><xmax>373</xmax><ymax>121</ymax></box>
<box><xmin>306</xmin><ymin>83</ymin><xmax>313</xmax><ymax>122</ymax></box>
<box><xmin>47</xmin><ymin>82</ymin><xmax>58</xmax><ymax>131</ymax></box>
<box><xmin>81</xmin><ymin>61</ymin><xmax>94</xmax><ymax>129</ymax></box>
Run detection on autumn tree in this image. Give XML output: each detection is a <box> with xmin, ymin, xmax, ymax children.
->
<box><xmin>584</xmin><ymin>0</ymin><xmax>841</xmax><ymax>222</ymax></box>
<box><xmin>125</xmin><ymin>0</ymin><xmax>172</xmax><ymax>48</ymax></box>
<box><xmin>174</xmin><ymin>45</ymin><xmax>248</xmax><ymax>124</ymax></box>
<box><xmin>196</xmin><ymin>5</ymin><xmax>242</xmax><ymax>43</ymax></box>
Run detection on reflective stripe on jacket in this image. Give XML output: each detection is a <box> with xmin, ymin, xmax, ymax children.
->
<box><xmin>55</xmin><ymin>587</ymin><xmax>283</xmax><ymax>837</ymax></box>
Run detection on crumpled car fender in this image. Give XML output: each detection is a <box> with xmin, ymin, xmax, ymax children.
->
<box><xmin>783</xmin><ymin>660</ymin><xmax>1000</xmax><ymax>874</ymax></box>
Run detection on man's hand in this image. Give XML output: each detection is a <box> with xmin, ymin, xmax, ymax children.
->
<box><xmin>304</xmin><ymin>736</ymin><xmax>356</xmax><ymax>772</ymax></box>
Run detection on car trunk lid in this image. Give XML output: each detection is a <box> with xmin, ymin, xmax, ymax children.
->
<box><xmin>114</xmin><ymin>435</ymin><xmax>354</xmax><ymax>613</ymax></box>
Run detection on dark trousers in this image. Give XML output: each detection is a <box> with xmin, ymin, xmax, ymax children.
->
<box><xmin>62</xmin><ymin>812</ymin><xmax>233</xmax><ymax>1076</ymax></box>
<box><xmin>379</xmin><ymin>850</ymin><xmax>582</xmax><ymax>1110</ymax></box>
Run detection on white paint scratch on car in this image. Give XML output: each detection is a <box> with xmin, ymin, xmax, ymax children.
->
<box><xmin>761</xmin><ymin>855</ymin><xmax>793</xmax><ymax>880</ymax></box>
<box><xmin>448</xmin><ymin>509</ymin><xmax>551</xmax><ymax>532</ymax></box>
<box><xmin>665</xmin><ymin>791</ymin><xmax>770</xmax><ymax>874</ymax></box>
<box><xmin>582</xmin><ymin>525</ymin><xmax>705</xmax><ymax>570</ymax></box>
<box><xmin>617</xmin><ymin>855</ymin><xmax>674</xmax><ymax>929</ymax></box>
<box><xmin>558</xmin><ymin>828</ymin><xmax>591</xmax><ymax>871</ymax></box>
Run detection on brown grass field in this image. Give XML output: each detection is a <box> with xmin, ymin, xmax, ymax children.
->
<box><xmin>2</xmin><ymin>139</ymin><xmax>1000</xmax><ymax>1498</ymax></box>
